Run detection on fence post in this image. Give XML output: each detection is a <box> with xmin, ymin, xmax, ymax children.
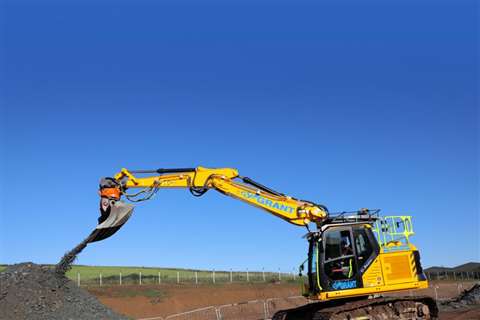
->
<box><xmin>119</xmin><ymin>272</ymin><xmax>122</xmax><ymax>285</ymax></box>
<box><xmin>263</xmin><ymin>301</ymin><xmax>268</xmax><ymax>320</ymax></box>
<box><xmin>278</xmin><ymin>268</ymin><xmax>281</xmax><ymax>281</ymax></box>
<box><xmin>177</xmin><ymin>271</ymin><xmax>180</xmax><ymax>284</ymax></box>
<box><xmin>158</xmin><ymin>272</ymin><xmax>161</xmax><ymax>284</ymax></box>
<box><xmin>434</xmin><ymin>285</ymin><xmax>438</xmax><ymax>301</ymax></box>
<box><xmin>293</xmin><ymin>268</ymin><xmax>296</xmax><ymax>281</ymax></box>
<box><xmin>230</xmin><ymin>269</ymin><xmax>233</xmax><ymax>283</ymax></box>
<box><xmin>139</xmin><ymin>272</ymin><xmax>142</xmax><ymax>285</ymax></box>
<box><xmin>195</xmin><ymin>271</ymin><xmax>198</xmax><ymax>284</ymax></box>
<box><xmin>213</xmin><ymin>269</ymin><xmax>216</xmax><ymax>284</ymax></box>
<box><xmin>262</xmin><ymin>268</ymin><xmax>266</xmax><ymax>282</ymax></box>
<box><xmin>453</xmin><ymin>272</ymin><xmax>456</xmax><ymax>281</ymax></box>
<box><xmin>77</xmin><ymin>272</ymin><xmax>80</xmax><ymax>287</ymax></box>
<box><xmin>247</xmin><ymin>269</ymin><xmax>249</xmax><ymax>282</ymax></box>
<box><xmin>99</xmin><ymin>273</ymin><xmax>102</xmax><ymax>286</ymax></box>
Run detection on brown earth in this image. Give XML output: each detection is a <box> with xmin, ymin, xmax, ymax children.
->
<box><xmin>440</xmin><ymin>305</ymin><xmax>480</xmax><ymax>320</ymax></box>
<box><xmin>88</xmin><ymin>282</ymin><xmax>300</xmax><ymax>318</ymax></box>
<box><xmin>88</xmin><ymin>281</ymin><xmax>480</xmax><ymax>320</ymax></box>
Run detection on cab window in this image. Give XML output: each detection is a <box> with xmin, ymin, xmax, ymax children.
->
<box><xmin>353</xmin><ymin>228</ymin><xmax>374</xmax><ymax>269</ymax></box>
<box><xmin>324</xmin><ymin>229</ymin><xmax>356</xmax><ymax>280</ymax></box>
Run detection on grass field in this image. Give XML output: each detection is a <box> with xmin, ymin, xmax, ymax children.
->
<box><xmin>0</xmin><ymin>264</ymin><xmax>289</xmax><ymax>284</ymax></box>
<box><xmin>67</xmin><ymin>265</ymin><xmax>287</xmax><ymax>284</ymax></box>
<box><xmin>66</xmin><ymin>265</ymin><xmax>231</xmax><ymax>280</ymax></box>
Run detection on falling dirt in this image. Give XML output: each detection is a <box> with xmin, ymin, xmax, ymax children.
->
<box><xmin>54</xmin><ymin>233</ymin><xmax>94</xmax><ymax>276</ymax></box>
<box><xmin>0</xmin><ymin>262</ymin><xmax>129</xmax><ymax>320</ymax></box>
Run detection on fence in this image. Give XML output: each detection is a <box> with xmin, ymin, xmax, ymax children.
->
<box><xmin>425</xmin><ymin>271</ymin><xmax>480</xmax><ymax>281</ymax></box>
<box><xmin>137</xmin><ymin>296</ymin><xmax>310</xmax><ymax>320</ymax></box>
<box><xmin>71</xmin><ymin>269</ymin><xmax>480</xmax><ymax>287</ymax></box>
<box><xmin>71</xmin><ymin>269</ymin><xmax>299</xmax><ymax>287</ymax></box>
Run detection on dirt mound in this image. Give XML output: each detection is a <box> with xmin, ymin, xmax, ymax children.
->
<box><xmin>440</xmin><ymin>284</ymin><xmax>480</xmax><ymax>311</ymax></box>
<box><xmin>0</xmin><ymin>262</ymin><xmax>129</xmax><ymax>320</ymax></box>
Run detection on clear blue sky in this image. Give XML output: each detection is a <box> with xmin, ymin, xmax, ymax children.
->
<box><xmin>0</xmin><ymin>0</ymin><xmax>478</xmax><ymax>272</ymax></box>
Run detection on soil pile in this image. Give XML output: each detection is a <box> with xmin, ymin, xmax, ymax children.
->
<box><xmin>440</xmin><ymin>284</ymin><xmax>480</xmax><ymax>310</ymax></box>
<box><xmin>0</xmin><ymin>262</ymin><xmax>129</xmax><ymax>320</ymax></box>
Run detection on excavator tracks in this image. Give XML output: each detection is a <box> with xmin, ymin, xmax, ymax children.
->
<box><xmin>272</xmin><ymin>296</ymin><xmax>438</xmax><ymax>320</ymax></box>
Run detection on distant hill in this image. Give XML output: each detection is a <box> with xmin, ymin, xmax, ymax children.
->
<box><xmin>425</xmin><ymin>262</ymin><xmax>480</xmax><ymax>273</ymax></box>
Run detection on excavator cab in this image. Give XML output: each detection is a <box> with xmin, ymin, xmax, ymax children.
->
<box><xmin>305</xmin><ymin>214</ymin><xmax>428</xmax><ymax>300</ymax></box>
<box><xmin>306</xmin><ymin>222</ymin><xmax>380</xmax><ymax>296</ymax></box>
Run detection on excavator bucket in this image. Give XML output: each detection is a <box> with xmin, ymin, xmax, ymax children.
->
<box><xmin>88</xmin><ymin>200</ymin><xmax>134</xmax><ymax>243</ymax></box>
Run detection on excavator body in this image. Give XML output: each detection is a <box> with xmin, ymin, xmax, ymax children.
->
<box><xmin>91</xmin><ymin>167</ymin><xmax>437</xmax><ymax>319</ymax></box>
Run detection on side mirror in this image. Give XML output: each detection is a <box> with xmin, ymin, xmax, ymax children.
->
<box><xmin>299</xmin><ymin>264</ymin><xmax>305</xmax><ymax>277</ymax></box>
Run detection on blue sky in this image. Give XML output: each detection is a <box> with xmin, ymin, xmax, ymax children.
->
<box><xmin>0</xmin><ymin>0</ymin><xmax>478</xmax><ymax>271</ymax></box>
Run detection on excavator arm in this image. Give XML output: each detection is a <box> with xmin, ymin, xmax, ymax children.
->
<box><xmin>93</xmin><ymin>166</ymin><xmax>328</xmax><ymax>242</ymax></box>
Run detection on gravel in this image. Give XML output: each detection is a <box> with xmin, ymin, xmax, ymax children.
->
<box><xmin>440</xmin><ymin>284</ymin><xmax>480</xmax><ymax>311</ymax></box>
<box><xmin>0</xmin><ymin>262</ymin><xmax>129</xmax><ymax>320</ymax></box>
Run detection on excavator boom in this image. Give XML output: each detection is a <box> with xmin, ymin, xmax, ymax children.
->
<box><xmin>93</xmin><ymin>166</ymin><xmax>329</xmax><ymax>242</ymax></box>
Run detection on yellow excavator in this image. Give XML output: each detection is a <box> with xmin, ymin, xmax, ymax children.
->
<box><xmin>91</xmin><ymin>166</ymin><xmax>438</xmax><ymax>319</ymax></box>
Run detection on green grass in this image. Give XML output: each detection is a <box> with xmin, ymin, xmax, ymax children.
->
<box><xmin>0</xmin><ymin>263</ymin><xmax>294</xmax><ymax>284</ymax></box>
<box><xmin>0</xmin><ymin>265</ymin><xmax>6</xmax><ymax>272</ymax></box>
<box><xmin>65</xmin><ymin>265</ymin><xmax>254</xmax><ymax>280</ymax></box>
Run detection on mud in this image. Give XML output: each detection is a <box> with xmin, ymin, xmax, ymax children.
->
<box><xmin>0</xmin><ymin>262</ymin><xmax>128</xmax><ymax>320</ymax></box>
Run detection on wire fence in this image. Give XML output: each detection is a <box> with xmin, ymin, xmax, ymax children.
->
<box><xmin>71</xmin><ymin>269</ymin><xmax>480</xmax><ymax>287</ymax></box>
<box><xmin>72</xmin><ymin>269</ymin><xmax>299</xmax><ymax>287</ymax></box>
<box><xmin>137</xmin><ymin>295</ymin><xmax>309</xmax><ymax>320</ymax></box>
<box><xmin>425</xmin><ymin>271</ymin><xmax>480</xmax><ymax>281</ymax></box>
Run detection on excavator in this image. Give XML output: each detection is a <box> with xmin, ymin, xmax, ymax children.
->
<box><xmin>90</xmin><ymin>166</ymin><xmax>438</xmax><ymax>319</ymax></box>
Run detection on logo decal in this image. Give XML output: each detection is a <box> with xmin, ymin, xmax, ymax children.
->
<box><xmin>240</xmin><ymin>191</ymin><xmax>295</xmax><ymax>214</ymax></box>
<box><xmin>331</xmin><ymin>280</ymin><xmax>357</xmax><ymax>290</ymax></box>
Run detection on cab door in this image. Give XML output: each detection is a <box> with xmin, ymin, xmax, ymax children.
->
<box><xmin>319</xmin><ymin>225</ymin><xmax>379</xmax><ymax>292</ymax></box>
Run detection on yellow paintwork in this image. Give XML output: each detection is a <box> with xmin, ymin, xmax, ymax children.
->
<box><xmin>312</xmin><ymin>239</ymin><xmax>428</xmax><ymax>301</ymax></box>
<box><xmin>113</xmin><ymin>167</ymin><xmax>328</xmax><ymax>226</ymax></box>
<box><xmin>318</xmin><ymin>280</ymin><xmax>428</xmax><ymax>300</ymax></box>
<box><xmin>111</xmin><ymin>167</ymin><xmax>427</xmax><ymax>301</ymax></box>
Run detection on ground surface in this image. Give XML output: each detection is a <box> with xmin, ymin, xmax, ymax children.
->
<box><xmin>0</xmin><ymin>263</ymin><xmax>128</xmax><ymax>320</ymax></box>
<box><xmin>88</xmin><ymin>281</ymin><xmax>480</xmax><ymax>319</ymax></box>
<box><xmin>440</xmin><ymin>306</ymin><xmax>480</xmax><ymax>320</ymax></box>
<box><xmin>89</xmin><ymin>282</ymin><xmax>300</xmax><ymax>318</ymax></box>
<box><xmin>2</xmin><ymin>262</ymin><xmax>478</xmax><ymax>319</ymax></box>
